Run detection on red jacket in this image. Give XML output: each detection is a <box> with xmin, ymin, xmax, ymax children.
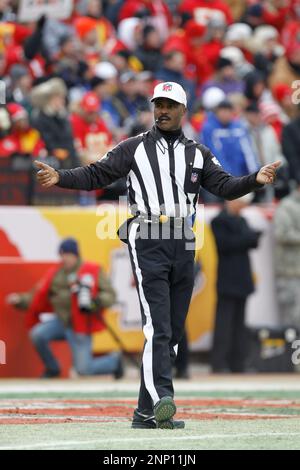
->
<box><xmin>26</xmin><ymin>262</ymin><xmax>105</xmax><ymax>334</ymax></box>
<box><xmin>70</xmin><ymin>113</ymin><xmax>112</xmax><ymax>152</ymax></box>
<box><xmin>0</xmin><ymin>127</ymin><xmax>45</xmax><ymax>158</ymax></box>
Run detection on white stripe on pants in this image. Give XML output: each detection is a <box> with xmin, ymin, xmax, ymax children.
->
<box><xmin>128</xmin><ymin>222</ymin><xmax>160</xmax><ymax>405</ymax></box>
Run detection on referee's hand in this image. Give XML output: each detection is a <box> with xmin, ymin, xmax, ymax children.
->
<box><xmin>35</xmin><ymin>161</ymin><xmax>59</xmax><ymax>187</ymax></box>
<box><xmin>256</xmin><ymin>160</ymin><xmax>282</xmax><ymax>185</ymax></box>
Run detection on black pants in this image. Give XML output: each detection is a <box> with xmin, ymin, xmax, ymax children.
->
<box><xmin>127</xmin><ymin>221</ymin><xmax>195</xmax><ymax>411</ymax></box>
<box><xmin>175</xmin><ymin>329</ymin><xmax>189</xmax><ymax>375</ymax></box>
<box><xmin>211</xmin><ymin>295</ymin><xmax>248</xmax><ymax>373</ymax></box>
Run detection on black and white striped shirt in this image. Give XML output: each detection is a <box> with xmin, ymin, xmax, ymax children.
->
<box><xmin>57</xmin><ymin>126</ymin><xmax>263</xmax><ymax>217</ymax></box>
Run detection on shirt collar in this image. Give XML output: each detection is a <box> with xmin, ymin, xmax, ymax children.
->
<box><xmin>149</xmin><ymin>125</ymin><xmax>185</xmax><ymax>143</ymax></box>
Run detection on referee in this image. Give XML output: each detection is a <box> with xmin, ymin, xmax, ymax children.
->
<box><xmin>36</xmin><ymin>81</ymin><xmax>280</xmax><ymax>430</ymax></box>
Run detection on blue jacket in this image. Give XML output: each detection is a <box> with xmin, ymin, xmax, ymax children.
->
<box><xmin>200</xmin><ymin>113</ymin><xmax>259</xmax><ymax>176</ymax></box>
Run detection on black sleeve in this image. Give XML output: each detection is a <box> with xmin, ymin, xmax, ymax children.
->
<box><xmin>199</xmin><ymin>144</ymin><xmax>264</xmax><ymax>200</ymax></box>
<box><xmin>56</xmin><ymin>136</ymin><xmax>141</xmax><ymax>191</ymax></box>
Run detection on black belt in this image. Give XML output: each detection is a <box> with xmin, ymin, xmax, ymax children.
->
<box><xmin>136</xmin><ymin>213</ymin><xmax>190</xmax><ymax>229</ymax></box>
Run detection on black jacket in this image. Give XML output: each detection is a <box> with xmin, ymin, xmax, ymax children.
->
<box><xmin>211</xmin><ymin>209</ymin><xmax>261</xmax><ymax>298</ymax></box>
<box><xmin>57</xmin><ymin>125</ymin><xmax>263</xmax><ymax>203</ymax></box>
<box><xmin>32</xmin><ymin>110</ymin><xmax>79</xmax><ymax>169</ymax></box>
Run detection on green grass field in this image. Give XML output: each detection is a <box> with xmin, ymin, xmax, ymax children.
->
<box><xmin>1</xmin><ymin>375</ymin><xmax>300</xmax><ymax>450</ymax></box>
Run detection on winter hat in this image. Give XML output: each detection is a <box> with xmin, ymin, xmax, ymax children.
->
<box><xmin>94</xmin><ymin>61</ymin><xmax>118</xmax><ymax>80</ymax></box>
<box><xmin>75</xmin><ymin>16</ymin><xmax>97</xmax><ymax>39</ymax></box>
<box><xmin>118</xmin><ymin>18</ymin><xmax>141</xmax><ymax>50</ymax></box>
<box><xmin>185</xmin><ymin>20</ymin><xmax>206</xmax><ymax>39</ymax></box>
<box><xmin>225</xmin><ymin>23</ymin><xmax>252</xmax><ymax>42</ymax></box>
<box><xmin>272</xmin><ymin>83</ymin><xmax>292</xmax><ymax>102</ymax></box>
<box><xmin>80</xmin><ymin>91</ymin><xmax>100</xmax><ymax>112</ymax></box>
<box><xmin>6</xmin><ymin>102</ymin><xmax>28</xmax><ymax>121</ymax></box>
<box><xmin>59</xmin><ymin>238</ymin><xmax>79</xmax><ymax>256</ymax></box>
<box><xmin>253</xmin><ymin>25</ymin><xmax>278</xmax><ymax>43</ymax></box>
<box><xmin>220</xmin><ymin>46</ymin><xmax>245</xmax><ymax>66</ymax></box>
<box><xmin>201</xmin><ymin>87</ymin><xmax>226</xmax><ymax>110</ymax></box>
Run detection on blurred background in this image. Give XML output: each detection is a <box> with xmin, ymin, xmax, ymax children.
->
<box><xmin>1</xmin><ymin>0</ymin><xmax>300</xmax><ymax>379</ymax></box>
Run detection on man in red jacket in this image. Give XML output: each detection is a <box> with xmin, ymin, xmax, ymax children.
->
<box><xmin>70</xmin><ymin>91</ymin><xmax>112</xmax><ymax>165</ymax></box>
<box><xmin>1</xmin><ymin>103</ymin><xmax>46</xmax><ymax>159</ymax></box>
<box><xmin>7</xmin><ymin>238</ymin><xmax>122</xmax><ymax>379</ymax></box>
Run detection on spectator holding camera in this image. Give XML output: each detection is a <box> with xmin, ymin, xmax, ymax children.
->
<box><xmin>6</xmin><ymin>238</ymin><xmax>122</xmax><ymax>379</ymax></box>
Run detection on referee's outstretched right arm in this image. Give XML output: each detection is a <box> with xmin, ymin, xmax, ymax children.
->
<box><xmin>36</xmin><ymin>139</ymin><xmax>135</xmax><ymax>190</ymax></box>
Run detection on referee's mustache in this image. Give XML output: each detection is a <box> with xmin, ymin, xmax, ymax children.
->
<box><xmin>156</xmin><ymin>116</ymin><xmax>171</xmax><ymax>122</ymax></box>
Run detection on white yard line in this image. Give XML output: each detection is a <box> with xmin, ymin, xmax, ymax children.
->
<box><xmin>0</xmin><ymin>403</ymin><xmax>116</xmax><ymax>410</ymax></box>
<box><xmin>0</xmin><ymin>415</ymin><xmax>129</xmax><ymax>421</ymax></box>
<box><xmin>0</xmin><ymin>413</ymin><xmax>294</xmax><ymax>419</ymax></box>
<box><xmin>2</xmin><ymin>432</ymin><xmax>300</xmax><ymax>450</ymax></box>
<box><xmin>1</xmin><ymin>377</ymin><xmax>300</xmax><ymax>393</ymax></box>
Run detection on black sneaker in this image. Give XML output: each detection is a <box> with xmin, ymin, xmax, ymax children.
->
<box><xmin>131</xmin><ymin>409</ymin><xmax>156</xmax><ymax>429</ymax></box>
<box><xmin>131</xmin><ymin>409</ymin><xmax>185</xmax><ymax>429</ymax></box>
<box><xmin>154</xmin><ymin>396</ymin><xmax>176</xmax><ymax>423</ymax></box>
<box><xmin>157</xmin><ymin>418</ymin><xmax>185</xmax><ymax>429</ymax></box>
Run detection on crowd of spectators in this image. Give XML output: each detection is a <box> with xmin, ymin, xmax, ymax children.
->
<box><xmin>0</xmin><ymin>0</ymin><xmax>300</xmax><ymax>203</ymax></box>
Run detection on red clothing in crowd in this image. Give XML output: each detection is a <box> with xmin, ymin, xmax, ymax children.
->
<box><xmin>178</xmin><ymin>0</ymin><xmax>233</xmax><ymax>25</ymax></box>
<box><xmin>0</xmin><ymin>128</ymin><xmax>45</xmax><ymax>158</ymax></box>
<box><xmin>281</xmin><ymin>20</ymin><xmax>300</xmax><ymax>51</ymax></box>
<box><xmin>73</xmin><ymin>14</ymin><xmax>114</xmax><ymax>47</ymax></box>
<box><xmin>70</xmin><ymin>113</ymin><xmax>112</xmax><ymax>153</ymax></box>
<box><xmin>118</xmin><ymin>0</ymin><xmax>173</xmax><ymax>26</ymax></box>
<box><xmin>165</xmin><ymin>20</ymin><xmax>219</xmax><ymax>84</ymax></box>
<box><xmin>0</xmin><ymin>103</ymin><xmax>46</xmax><ymax>158</ymax></box>
<box><xmin>0</xmin><ymin>22</ymin><xmax>46</xmax><ymax>78</ymax></box>
<box><xmin>26</xmin><ymin>262</ymin><xmax>105</xmax><ymax>334</ymax></box>
<box><xmin>262</xmin><ymin>3</ymin><xmax>292</xmax><ymax>31</ymax></box>
<box><xmin>95</xmin><ymin>17</ymin><xmax>115</xmax><ymax>47</ymax></box>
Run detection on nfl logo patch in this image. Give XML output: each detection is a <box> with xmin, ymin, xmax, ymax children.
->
<box><xmin>162</xmin><ymin>83</ymin><xmax>172</xmax><ymax>92</ymax></box>
<box><xmin>191</xmin><ymin>172</ymin><xmax>198</xmax><ymax>183</ymax></box>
